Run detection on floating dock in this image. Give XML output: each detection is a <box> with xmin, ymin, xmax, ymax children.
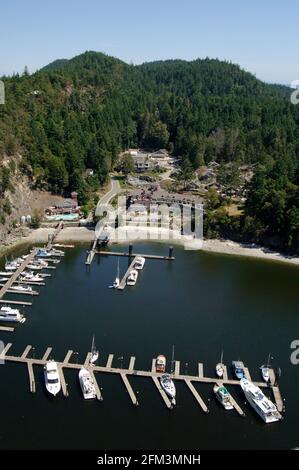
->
<box><xmin>0</xmin><ymin>343</ymin><xmax>283</xmax><ymax>417</ymax></box>
<box><xmin>118</xmin><ymin>256</ymin><xmax>138</xmax><ymax>290</ymax></box>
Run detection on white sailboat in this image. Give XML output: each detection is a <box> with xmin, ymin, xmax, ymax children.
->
<box><xmin>89</xmin><ymin>335</ymin><xmax>99</xmax><ymax>365</ymax></box>
<box><xmin>260</xmin><ymin>353</ymin><xmax>272</xmax><ymax>383</ymax></box>
<box><xmin>112</xmin><ymin>259</ymin><xmax>120</xmax><ymax>288</ymax></box>
<box><xmin>216</xmin><ymin>350</ymin><xmax>224</xmax><ymax>378</ymax></box>
<box><xmin>160</xmin><ymin>345</ymin><xmax>176</xmax><ymax>405</ymax></box>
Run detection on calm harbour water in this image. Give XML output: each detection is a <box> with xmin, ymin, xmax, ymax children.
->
<box><xmin>0</xmin><ymin>242</ymin><xmax>298</xmax><ymax>450</ymax></box>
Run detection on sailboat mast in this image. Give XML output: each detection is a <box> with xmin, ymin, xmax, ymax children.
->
<box><xmin>171</xmin><ymin>344</ymin><xmax>175</xmax><ymax>374</ymax></box>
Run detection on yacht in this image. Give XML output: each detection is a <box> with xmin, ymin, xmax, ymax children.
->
<box><xmin>213</xmin><ymin>384</ymin><xmax>234</xmax><ymax>410</ymax></box>
<box><xmin>240</xmin><ymin>378</ymin><xmax>282</xmax><ymax>423</ymax></box>
<box><xmin>134</xmin><ymin>256</ymin><xmax>145</xmax><ymax>270</ymax></box>
<box><xmin>160</xmin><ymin>373</ymin><xmax>176</xmax><ymax>405</ymax></box>
<box><xmin>126</xmin><ymin>269</ymin><xmax>138</xmax><ymax>286</ymax></box>
<box><xmin>155</xmin><ymin>354</ymin><xmax>166</xmax><ymax>373</ymax></box>
<box><xmin>89</xmin><ymin>335</ymin><xmax>99</xmax><ymax>365</ymax></box>
<box><xmin>232</xmin><ymin>361</ymin><xmax>245</xmax><ymax>379</ymax></box>
<box><xmin>44</xmin><ymin>360</ymin><xmax>61</xmax><ymax>396</ymax></box>
<box><xmin>79</xmin><ymin>368</ymin><xmax>97</xmax><ymax>399</ymax></box>
<box><xmin>0</xmin><ymin>306</ymin><xmax>25</xmax><ymax>323</ymax></box>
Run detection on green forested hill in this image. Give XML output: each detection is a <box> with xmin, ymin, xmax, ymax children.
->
<box><xmin>1</xmin><ymin>51</ymin><xmax>299</xmax><ymax>250</ymax></box>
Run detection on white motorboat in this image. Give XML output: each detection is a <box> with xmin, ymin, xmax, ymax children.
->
<box><xmin>160</xmin><ymin>373</ymin><xmax>176</xmax><ymax>405</ymax></box>
<box><xmin>9</xmin><ymin>284</ymin><xmax>33</xmax><ymax>293</ymax></box>
<box><xmin>155</xmin><ymin>354</ymin><xmax>166</xmax><ymax>373</ymax></box>
<box><xmin>79</xmin><ymin>368</ymin><xmax>97</xmax><ymax>399</ymax></box>
<box><xmin>44</xmin><ymin>360</ymin><xmax>61</xmax><ymax>396</ymax></box>
<box><xmin>5</xmin><ymin>260</ymin><xmax>20</xmax><ymax>271</ymax></box>
<box><xmin>27</xmin><ymin>264</ymin><xmax>43</xmax><ymax>271</ymax></box>
<box><xmin>126</xmin><ymin>269</ymin><xmax>138</xmax><ymax>286</ymax></box>
<box><xmin>0</xmin><ymin>306</ymin><xmax>26</xmax><ymax>323</ymax></box>
<box><xmin>89</xmin><ymin>335</ymin><xmax>99</xmax><ymax>365</ymax></box>
<box><xmin>20</xmin><ymin>271</ymin><xmax>43</xmax><ymax>282</ymax></box>
<box><xmin>213</xmin><ymin>384</ymin><xmax>234</xmax><ymax>410</ymax></box>
<box><xmin>0</xmin><ymin>271</ymin><xmax>13</xmax><ymax>276</ymax></box>
<box><xmin>134</xmin><ymin>256</ymin><xmax>145</xmax><ymax>270</ymax></box>
<box><xmin>240</xmin><ymin>378</ymin><xmax>282</xmax><ymax>423</ymax></box>
<box><xmin>36</xmin><ymin>249</ymin><xmax>53</xmax><ymax>258</ymax></box>
<box><xmin>232</xmin><ymin>360</ymin><xmax>245</xmax><ymax>379</ymax></box>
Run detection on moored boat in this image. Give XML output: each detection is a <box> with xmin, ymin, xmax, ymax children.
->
<box><xmin>260</xmin><ymin>353</ymin><xmax>272</xmax><ymax>383</ymax></box>
<box><xmin>232</xmin><ymin>360</ymin><xmax>245</xmax><ymax>379</ymax></box>
<box><xmin>79</xmin><ymin>368</ymin><xmax>97</xmax><ymax>399</ymax></box>
<box><xmin>44</xmin><ymin>360</ymin><xmax>61</xmax><ymax>396</ymax></box>
<box><xmin>89</xmin><ymin>335</ymin><xmax>99</xmax><ymax>365</ymax></box>
<box><xmin>155</xmin><ymin>354</ymin><xmax>166</xmax><ymax>373</ymax></box>
<box><xmin>216</xmin><ymin>350</ymin><xmax>224</xmax><ymax>378</ymax></box>
<box><xmin>126</xmin><ymin>269</ymin><xmax>138</xmax><ymax>286</ymax></box>
<box><xmin>134</xmin><ymin>256</ymin><xmax>145</xmax><ymax>270</ymax></box>
<box><xmin>213</xmin><ymin>384</ymin><xmax>234</xmax><ymax>410</ymax></box>
<box><xmin>160</xmin><ymin>373</ymin><xmax>176</xmax><ymax>405</ymax></box>
<box><xmin>240</xmin><ymin>378</ymin><xmax>282</xmax><ymax>423</ymax></box>
<box><xmin>9</xmin><ymin>284</ymin><xmax>33</xmax><ymax>293</ymax></box>
<box><xmin>0</xmin><ymin>305</ymin><xmax>25</xmax><ymax>323</ymax></box>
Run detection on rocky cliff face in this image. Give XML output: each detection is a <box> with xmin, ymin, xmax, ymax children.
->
<box><xmin>0</xmin><ymin>154</ymin><xmax>63</xmax><ymax>247</ymax></box>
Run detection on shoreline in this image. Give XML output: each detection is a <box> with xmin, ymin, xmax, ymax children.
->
<box><xmin>1</xmin><ymin>226</ymin><xmax>299</xmax><ymax>267</ymax></box>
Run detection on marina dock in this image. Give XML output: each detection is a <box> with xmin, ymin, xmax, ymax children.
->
<box><xmin>118</xmin><ymin>256</ymin><xmax>138</xmax><ymax>290</ymax></box>
<box><xmin>0</xmin><ymin>223</ymin><xmax>72</xmax><ymax>332</ymax></box>
<box><xmin>0</xmin><ymin>343</ymin><xmax>284</xmax><ymax>418</ymax></box>
<box><xmin>185</xmin><ymin>379</ymin><xmax>209</xmax><ymax>413</ymax></box>
<box><xmin>0</xmin><ymin>249</ymin><xmax>38</xmax><ymax>300</ymax></box>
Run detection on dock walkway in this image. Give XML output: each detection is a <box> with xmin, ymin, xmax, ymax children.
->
<box><xmin>0</xmin><ymin>344</ymin><xmax>283</xmax><ymax>415</ymax></box>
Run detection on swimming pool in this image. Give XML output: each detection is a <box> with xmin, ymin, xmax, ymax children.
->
<box><xmin>45</xmin><ymin>214</ymin><xmax>79</xmax><ymax>221</ymax></box>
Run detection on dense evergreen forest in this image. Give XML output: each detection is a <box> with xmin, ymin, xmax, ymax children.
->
<box><xmin>1</xmin><ymin>51</ymin><xmax>299</xmax><ymax>251</ymax></box>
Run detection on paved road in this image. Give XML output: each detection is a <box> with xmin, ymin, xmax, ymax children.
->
<box><xmin>95</xmin><ymin>176</ymin><xmax>122</xmax><ymax>216</ymax></box>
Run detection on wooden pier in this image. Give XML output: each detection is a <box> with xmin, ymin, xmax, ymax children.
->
<box><xmin>185</xmin><ymin>379</ymin><xmax>209</xmax><ymax>413</ymax></box>
<box><xmin>0</xmin><ymin>343</ymin><xmax>284</xmax><ymax>418</ymax></box>
<box><xmin>0</xmin><ymin>326</ymin><xmax>14</xmax><ymax>332</ymax></box>
<box><xmin>0</xmin><ymin>299</ymin><xmax>32</xmax><ymax>306</ymax></box>
<box><xmin>121</xmin><ymin>374</ymin><xmax>138</xmax><ymax>405</ymax></box>
<box><xmin>98</xmin><ymin>251</ymin><xmax>175</xmax><ymax>261</ymax></box>
<box><xmin>46</xmin><ymin>221</ymin><xmax>63</xmax><ymax>249</ymax></box>
<box><xmin>152</xmin><ymin>376</ymin><xmax>172</xmax><ymax>409</ymax></box>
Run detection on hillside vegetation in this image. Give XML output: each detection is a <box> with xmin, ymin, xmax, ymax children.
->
<box><xmin>1</xmin><ymin>51</ymin><xmax>299</xmax><ymax>251</ymax></box>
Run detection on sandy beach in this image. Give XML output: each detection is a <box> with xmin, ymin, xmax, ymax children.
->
<box><xmin>2</xmin><ymin>225</ymin><xmax>299</xmax><ymax>267</ymax></box>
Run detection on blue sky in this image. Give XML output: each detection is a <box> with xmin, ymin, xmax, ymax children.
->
<box><xmin>0</xmin><ymin>0</ymin><xmax>298</xmax><ymax>83</ymax></box>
